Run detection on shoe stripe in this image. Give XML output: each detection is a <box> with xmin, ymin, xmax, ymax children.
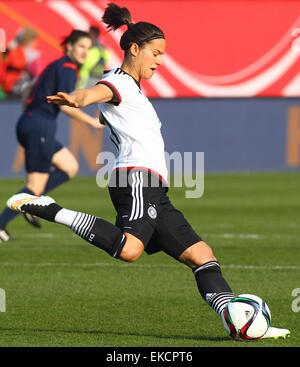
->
<box><xmin>11</xmin><ymin>197</ymin><xmax>40</xmax><ymax>211</ymax></box>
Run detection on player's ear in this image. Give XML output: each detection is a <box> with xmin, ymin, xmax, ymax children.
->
<box><xmin>129</xmin><ymin>43</ymin><xmax>140</xmax><ymax>57</ymax></box>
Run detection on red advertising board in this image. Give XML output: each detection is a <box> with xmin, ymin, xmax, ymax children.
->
<box><xmin>1</xmin><ymin>0</ymin><xmax>300</xmax><ymax>97</ymax></box>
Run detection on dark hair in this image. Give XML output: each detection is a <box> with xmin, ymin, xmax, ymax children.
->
<box><xmin>90</xmin><ymin>25</ymin><xmax>100</xmax><ymax>38</ymax></box>
<box><xmin>102</xmin><ymin>3</ymin><xmax>164</xmax><ymax>52</ymax></box>
<box><xmin>61</xmin><ymin>29</ymin><xmax>91</xmax><ymax>50</ymax></box>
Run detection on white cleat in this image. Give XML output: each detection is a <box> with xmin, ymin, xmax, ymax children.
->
<box><xmin>261</xmin><ymin>326</ymin><xmax>290</xmax><ymax>340</ymax></box>
<box><xmin>0</xmin><ymin>228</ymin><xmax>10</xmax><ymax>243</ymax></box>
<box><xmin>7</xmin><ymin>193</ymin><xmax>39</xmax><ymax>212</ymax></box>
<box><xmin>7</xmin><ymin>193</ymin><xmax>55</xmax><ymax>213</ymax></box>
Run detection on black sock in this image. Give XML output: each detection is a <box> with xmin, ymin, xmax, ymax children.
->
<box><xmin>44</xmin><ymin>168</ymin><xmax>70</xmax><ymax>193</ymax></box>
<box><xmin>21</xmin><ymin>202</ymin><xmax>63</xmax><ymax>222</ymax></box>
<box><xmin>70</xmin><ymin>214</ymin><xmax>126</xmax><ymax>258</ymax></box>
<box><xmin>21</xmin><ymin>199</ymin><xmax>127</xmax><ymax>258</ymax></box>
<box><xmin>193</xmin><ymin>261</ymin><xmax>234</xmax><ymax>315</ymax></box>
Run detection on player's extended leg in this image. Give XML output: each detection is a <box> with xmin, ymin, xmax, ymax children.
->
<box><xmin>179</xmin><ymin>241</ymin><xmax>290</xmax><ymax>339</ymax></box>
<box><xmin>179</xmin><ymin>241</ymin><xmax>235</xmax><ymax>316</ymax></box>
<box><xmin>6</xmin><ymin>193</ymin><xmax>144</xmax><ymax>262</ymax></box>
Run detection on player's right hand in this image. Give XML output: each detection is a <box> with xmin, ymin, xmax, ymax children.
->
<box><xmin>47</xmin><ymin>92</ymin><xmax>79</xmax><ymax>108</ymax></box>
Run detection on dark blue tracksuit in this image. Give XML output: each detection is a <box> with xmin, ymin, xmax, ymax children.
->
<box><xmin>16</xmin><ymin>55</ymin><xmax>78</xmax><ymax>173</ymax></box>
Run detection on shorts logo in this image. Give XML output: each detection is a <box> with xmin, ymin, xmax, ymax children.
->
<box><xmin>148</xmin><ymin>205</ymin><xmax>157</xmax><ymax>219</ymax></box>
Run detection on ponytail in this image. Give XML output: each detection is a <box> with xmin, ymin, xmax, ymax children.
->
<box><xmin>101</xmin><ymin>3</ymin><xmax>164</xmax><ymax>52</ymax></box>
<box><xmin>102</xmin><ymin>3</ymin><xmax>132</xmax><ymax>31</ymax></box>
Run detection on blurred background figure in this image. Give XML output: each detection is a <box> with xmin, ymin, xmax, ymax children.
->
<box><xmin>0</xmin><ymin>29</ymin><xmax>102</xmax><ymax>243</ymax></box>
<box><xmin>2</xmin><ymin>27</ymin><xmax>41</xmax><ymax>97</ymax></box>
<box><xmin>76</xmin><ymin>25</ymin><xmax>110</xmax><ymax>89</ymax></box>
<box><xmin>0</xmin><ymin>50</ymin><xmax>6</xmax><ymax>100</ymax></box>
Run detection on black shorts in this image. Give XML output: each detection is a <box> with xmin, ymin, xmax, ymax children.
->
<box><xmin>109</xmin><ymin>169</ymin><xmax>201</xmax><ymax>259</ymax></box>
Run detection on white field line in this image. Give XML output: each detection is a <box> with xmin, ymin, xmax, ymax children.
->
<box><xmin>0</xmin><ymin>262</ymin><xmax>298</xmax><ymax>270</ymax></box>
<box><xmin>207</xmin><ymin>233</ymin><xmax>265</xmax><ymax>239</ymax></box>
<box><xmin>20</xmin><ymin>233</ymin><xmax>73</xmax><ymax>239</ymax></box>
<box><xmin>18</xmin><ymin>232</ymin><xmax>300</xmax><ymax>240</ymax></box>
<box><xmin>203</xmin><ymin>232</ymin><xmax>300</xmax><ymax>240</ymax></box>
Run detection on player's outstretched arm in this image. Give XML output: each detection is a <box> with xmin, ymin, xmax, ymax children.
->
<box><xmin>59</xmin><ymin>105</ymin><xmax>105</xmax><ymax>129</ymax></box>
<box><xmin>47</xmin><ymin>84</ymin><xmax>113</xmax><ymax>108</ymax></box>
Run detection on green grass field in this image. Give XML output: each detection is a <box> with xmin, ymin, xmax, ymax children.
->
<box><xmin>0</xmin><ymin>173</ymin><xmax>299</xmax><ymax>347</ymax></box>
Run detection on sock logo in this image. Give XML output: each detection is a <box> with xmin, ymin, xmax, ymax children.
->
<box><xmin>205</xmin><ymin>293</ymin><xmax>217</xmax><ymax>303</ymax></box>
<box><xmin>88</xmin><ymin>233</ymin><xmax>95</xmax><ymax>242</ymax></box>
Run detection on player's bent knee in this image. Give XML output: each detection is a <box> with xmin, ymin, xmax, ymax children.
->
<box><xmin>179</xmin><ymin>241</ymin><xmax>216</xmax><ymax>267</ymax></box>
<box><xmin>120</xmin><ymin>249</ymin><xmax>142</xmax><ymax>262</ymax></box>
<box><xmin>119</xmin><ymin>234</ymin><xmax>144</xmax><ymax>263</ymax></box>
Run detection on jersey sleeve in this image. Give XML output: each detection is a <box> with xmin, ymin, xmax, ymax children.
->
<box><xmin>56</xmin><ymin>62</ymin><xmax>77</xmax><ymax>93</ymax></box>
<box><xmin>96</xmin><ymin>72</ymin><xmax>127</xmax><ymax>106</ymax></box>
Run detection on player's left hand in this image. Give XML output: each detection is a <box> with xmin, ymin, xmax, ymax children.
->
<box><xmin>47</xmin><ymin>92</ymin><xmax>79</xmax><ymax>107</ymax></box>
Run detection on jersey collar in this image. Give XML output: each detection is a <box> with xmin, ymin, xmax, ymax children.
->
<box><xmin>119</xmin><ymin>67</ymin><xmax>141</xmax><ymax>89</ymax></box>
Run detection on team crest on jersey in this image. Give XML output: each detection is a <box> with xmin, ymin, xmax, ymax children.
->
<box><xmin>148</xmin><ymin>205</ymin><xmax>157</xmax><ymax>219</ymax></box>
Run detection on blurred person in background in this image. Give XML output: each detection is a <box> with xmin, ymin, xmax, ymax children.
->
<box><xmin>2</xmin><ymin>27</ymin><xmax>41</xmax><ymax>97</ymax></box>
<box><xmin>0</xmin><ymin>50</ymin><xmax>6</xmax><ymax>100</ymax></box>
<box><xmin>0</xmin><ymin>29</ymin><xmax>103</xmax><ymax>243</ymax></box>
<box><xmin>76</xmin><ymin>25</ymin><xmax>110</xmax><ymax>89</ymax></box>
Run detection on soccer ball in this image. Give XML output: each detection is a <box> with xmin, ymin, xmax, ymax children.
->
<box><xmin>221</xmin><ymin>294</ymin><xmax>271</xmax><ymax>340</ymax></box>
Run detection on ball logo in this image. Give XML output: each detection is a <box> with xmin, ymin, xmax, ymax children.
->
<box><xmin>148</xmin><ymin>206</ymin><xmax>157</xmax><ymax>219</ymax></box>
<box><xmin>245</xmin><ymin>310</ymin><xmax>251</xmax><ymax>319</ymax></box>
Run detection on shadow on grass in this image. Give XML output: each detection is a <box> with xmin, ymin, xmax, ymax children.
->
<box><xmin>0</xmin><ymin>326</ymin><xmax>228</xmax><ymax>343</ymax></box>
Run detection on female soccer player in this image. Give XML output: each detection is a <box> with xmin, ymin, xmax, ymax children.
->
<box><xmin>0</xmin><ymin>30</ymin><xmax>102</xmax><ymax>242</ymax></box>
<box><xmin>7</xmin><ymin>3</ymin><xmax>289</xmax><ymax>339</ymax></box>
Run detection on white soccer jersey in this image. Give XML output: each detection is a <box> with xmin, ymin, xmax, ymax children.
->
<box><xmin>97</xmin><ymin>67</ymin><xmax>168</xmax><ymax>184</ymax></box>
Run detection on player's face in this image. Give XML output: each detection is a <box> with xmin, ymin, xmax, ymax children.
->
<box><xmin>68</xmin><ymin>37</ymin><xmax>92</xmax><ymax>65</ymax></box>
<box><xmin>136</xmin><ymin>38</ymin><xmax>166</xmax><ymax>80</ymax></box>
